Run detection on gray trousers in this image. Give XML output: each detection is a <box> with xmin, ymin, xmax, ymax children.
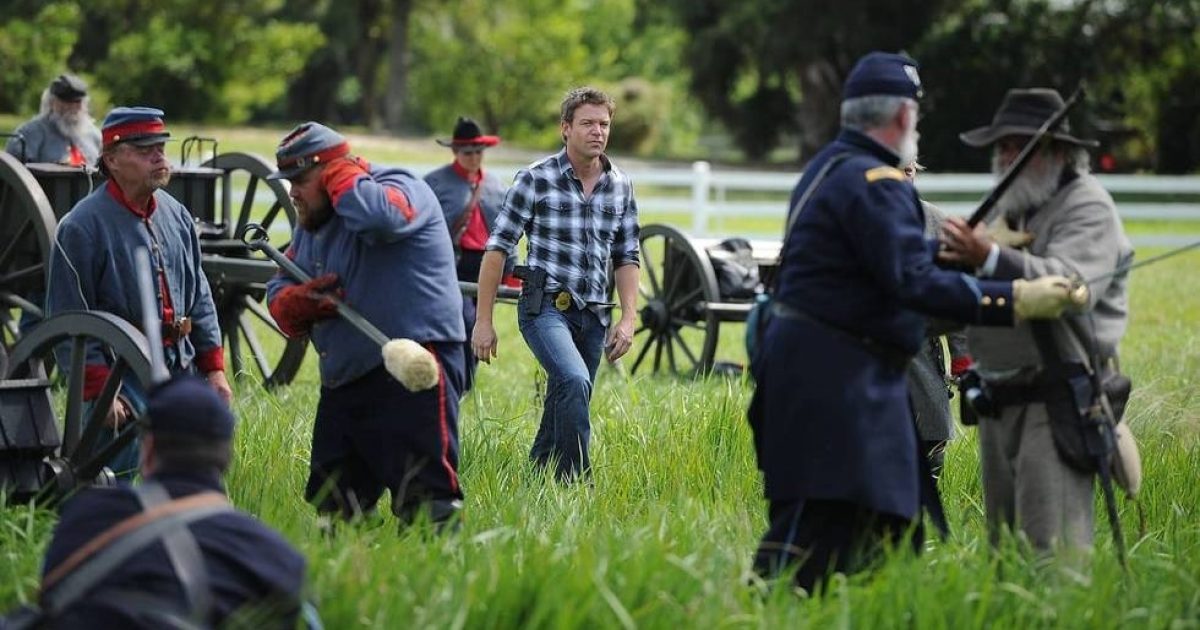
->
<box><xmin>979</xmin><ymin>402</ymin><xmax>1094</xmax><ymax>550</ymax></box>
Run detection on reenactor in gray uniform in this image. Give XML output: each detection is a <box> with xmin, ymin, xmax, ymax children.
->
<box><xmin>4</xmin><ymin>74</ymin><xmax>102</xmax><ymax>166</ymax></box>
<box><xmin>940</xmin><ymin>88</ymin><xmax>1134</xmax><ymax>551</ymax></box>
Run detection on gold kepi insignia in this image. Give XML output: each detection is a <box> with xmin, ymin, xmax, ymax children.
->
<box><xmin>555</xmin><ymin>292</ymin><xmax>572</xmax><ymax>311</ymax></box>
<box><xmin>864</xmin><ymin>165</ymin><xmax>905</xmax><ymax>183</ymax></box>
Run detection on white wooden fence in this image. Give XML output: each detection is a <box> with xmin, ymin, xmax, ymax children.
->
<box><xmin>274</xmin><ymin>161</ymin><xmax>1200</xmax><ymax>248</ymax></box>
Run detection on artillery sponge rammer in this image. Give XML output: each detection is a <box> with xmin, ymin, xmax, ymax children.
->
<box><xmin>383</xmin><ymin>339</ymin><xmax>439</xmax><ymax>391</ymax></box>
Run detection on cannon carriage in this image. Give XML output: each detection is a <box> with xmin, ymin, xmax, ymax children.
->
<box><xmin>630</xmin><ymin>223</ymin><xmax>779</xmax><ymax>377</ymax></box>
<box><xmin>0</xmin><ymin>141</ymin><xmax>305</xmax><ymax>389</ymax></box>
<box><xmin>1</xmin><ymin>310</ymin><xmax>155</xmax><ymax>503</ymax></box>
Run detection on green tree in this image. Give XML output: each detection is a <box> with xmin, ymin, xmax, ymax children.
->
<box><xmin>408</xmin><ymin>0</ymin><xmax>591</xmax><ymax>147</ymax></box>
<box><xmin>917</xmin><ymin>0</ymin><xmax>1200</xmax><ymax>173</ymax></box>
<box><xmin>666</xmin><ymin>0</ymin><xmax>950</xmax><ymax>162</ymax></box>
<box><xmin>913</xmin><ymin>0</ymin><xmax>1102</xmax><ymax>172</ymax></box>
<box><xmin>282</xmin><ymin>0</ymin><xmax>405</xmax><ymax>130</ymax></box>
<box><xmin>75</xmin><ymin>0</ymin><xmax>322</xmax><ymax>123</ymax></box>
<box><xmin>408</xmin><ymin>0</ymin><xmax>701</xmax><ymax>154</ymax></box>
<box><xmin>0</xmin><ymin>2</ymin><xmax>82</xmax><ymax>114</ymax></box>
<box><xmin>1098</xmin><ymin>1</ymin><xmax>1200</xmax><ymax>173</ymax></box>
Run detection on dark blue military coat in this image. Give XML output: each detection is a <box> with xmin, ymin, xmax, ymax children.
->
<box><xmin>41</xmin><ymin>471</ymin><xmax>306</xmax><ymax>628</ymax></box>
<box><xmin>749</xmin><ymin>129</ymin><xmax>1013</xmax><ymax>519</ymax></box>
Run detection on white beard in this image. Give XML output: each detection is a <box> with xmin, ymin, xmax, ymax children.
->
<box><xmin>48</xmin><ymin>109</ymin><xmax>97</xmax><ymax>146</ymax></box>
<box><xmin>897</xmin><ymin>119</ymin><xmax>919</xmax><ymax>168</ymax></box>
<box><xmin>992</xmin><ymin>152</ymin><xmax>1063</xmax><ymax>220</ymax></box>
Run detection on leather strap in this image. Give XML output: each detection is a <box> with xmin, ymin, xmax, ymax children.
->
<box><xmin>135</xmin><ymin>481</ymin><xmax>214</xmax><ymax>625</ymax></box>
<box><xmin>449</xmin><ymin>180</ymin><xmax>485</xmax><ymax>247</ymax></box>
<box><xmin>768</xmin><ymin>152</ymin><xmax>852</xmax><ymax>292</ymax></box>
<box><xmin>41</xmin><ymin>490</ymin><xmax>230</xmax><ymax>615</ymax></box>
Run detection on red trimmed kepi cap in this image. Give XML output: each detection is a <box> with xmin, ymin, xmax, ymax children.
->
<box><xmin>101</xmin><ymin>106</ymin><xmax>172</xmax><ymax>148</ymax></box>
<box><xmin>266</xmin><ymin>121</ymin><xmax>350</xmax><ymax>180</ymax></box>
<box><xmin>436</xmin><ymin>117</ymin><xmax>500</xmax><ymax>148</ymax></box>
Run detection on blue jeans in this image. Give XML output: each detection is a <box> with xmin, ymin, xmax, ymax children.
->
<box><xmin>517</xmin><ymin>294</ymin><xmax>606</xmax><ymax>481</ymax></box>
<box><xmin>79</xmin><ymin>346</ymin><xmax>191</xmax><ymax>480</ymax></box>
<box><xmin>82</xmin><ymin>379</ymin><xmax>148</xmax><ymax>479</ymax></box>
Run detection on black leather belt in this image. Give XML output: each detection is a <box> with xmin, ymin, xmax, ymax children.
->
<box><xmin>769</xmin><ymin>301</ymin><xmax>910</xmax><ymax>370</ymax></box>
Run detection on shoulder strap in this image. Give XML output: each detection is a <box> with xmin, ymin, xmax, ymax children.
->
<box><xmin>135</xmin><ymin>481</ymin><xmax>215</xmax><ymax>626</ymax></box>
<box><xmin>768</xmin><ymin>152</ymin><xmax>852</xmax><ymax>291</ymax></box>
<box><xmin>41</xmin><ymin>489</ymin><xmax>231</xmax><ymax>617</ymax></box>
<box><xmin>449</xmin><ymin>180</ymin><xmax>485</xmax><ymax>244</ymax></box>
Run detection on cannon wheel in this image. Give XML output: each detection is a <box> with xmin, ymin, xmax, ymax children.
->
<box><xmin>629</xmin><ymin>224</ymin><xmax>721</xmax><ymax>376</ymax></box>
<box><xmin>0</xmin><ymin>152</ymin><xmax>56</xmax><ymax>358</ymax></box>
<box><xmin>203</xmin><ymin>152</ymin><xmax>307</xmax><ymax>388</ymax></box>
<box><xmin>7</xmin><ymin>311</ymin><xmax>155</xmax><ymax>495</ymax></box>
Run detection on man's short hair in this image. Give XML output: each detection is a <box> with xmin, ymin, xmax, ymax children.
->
<box><xmin>841</xmin><ymin>95</ymin><xmax>913</xmax><ymax>131</ymax></box>
<box><xmin>152</xmin><ymin>433</ymin><xmax>233</xmax><ymax>474</ymax></box>
<box><xmin>560</xmin><ymin>87</ymin><xmax>615</xmax><ymax>124</ymax></box>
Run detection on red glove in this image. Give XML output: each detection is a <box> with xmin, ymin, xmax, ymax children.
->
<box><xmin>269</xmin><ymin>273</ymin><xmax>341</xmax><ymax>338</ymax></box>
<box><xmin>950</xmin><ymin>355</ymin><xmax>974</xmax><ymax>378</ymax></box>
<box><xmin>320</xmin><ymin>157</ymin><xmax>370</xmax><ymax>205</ymax></box>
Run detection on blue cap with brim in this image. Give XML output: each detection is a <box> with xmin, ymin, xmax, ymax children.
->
<box><xmin>101</xmin><ymin>106</ymin><xmax>173</xmax><ymax>148</ymax></box>
<box><xmin>266</xmin><ymin>122</ymin><xmax>350</xmax><ymax>180</ymax></box>
<box><xmin>146</xmin><ymin>375</ymin><xmax>235</xmax><ymax>440</ymax></box>
<box><xmin>843</xmin><ymin>52</ymin><xmax>923</xmax><ymax>101</ymax></box>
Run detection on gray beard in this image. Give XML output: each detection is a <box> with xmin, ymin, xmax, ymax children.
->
<box><xmin>48</xmin><ymin>110</ymin><xmax>97</xmax><ymax>146</ymax></box>
<box><xmin>992</xmin><ymin>153</ymin><xmax>1063</xmax><ymax>221</ymax></box>
<box><xmin>897</xmin><ymin>124</ymin><xmax>919</xmax><ymax>167</ymax></box>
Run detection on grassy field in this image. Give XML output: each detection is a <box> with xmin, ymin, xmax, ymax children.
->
<box><xmin>2</xmin><ymin>251</ymin><xmax>1198</xmax><ymax>628</ymax></box>
<box><xmin>2</xmin><ymin>120</ymin><xmax>1199</xmax><ymax>627</ymax></box>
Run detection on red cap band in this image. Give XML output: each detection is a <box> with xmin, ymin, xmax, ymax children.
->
<box><xmin>103</xmin><ymin>120</ymin><xmax>166</xmax><ymax>147</ymax></box>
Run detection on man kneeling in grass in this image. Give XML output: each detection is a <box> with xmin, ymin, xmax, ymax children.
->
<box><xmin>4</xmin><ymin>376</ymin><xmax>313</xmax><ymax>629</ymax></box>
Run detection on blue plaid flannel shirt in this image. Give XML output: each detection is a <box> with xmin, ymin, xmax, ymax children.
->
<box><xmin>486</xmin><ymin>149</ymin><xmax>640</xmax><ymax>309</ymax></box>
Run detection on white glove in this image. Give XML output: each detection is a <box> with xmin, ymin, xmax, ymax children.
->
<box><xmin>1012</xmin><ymin>275</ymin><xmax>1089</xmax><ymax>320</ymax></box>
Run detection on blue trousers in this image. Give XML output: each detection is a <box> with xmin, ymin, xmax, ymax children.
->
<box><xmin>517</xmin><ymin>294</ymin><xmax>606</xmax><ymax>481</ymax></box>
<box><xmin>306</xmin><ymin>342</ymin><xmax>466</xmax><ymax>518</ymax></box>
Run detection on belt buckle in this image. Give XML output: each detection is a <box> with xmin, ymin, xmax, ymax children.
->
<box><xmin>554</xmin><ymin>292</ymin><xmax>572</xmax><ymax>312</ymax></box>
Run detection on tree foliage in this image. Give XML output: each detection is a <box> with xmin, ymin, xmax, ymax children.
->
<box><xmin>914</xmin><ymin>0</ymin><xmax>1103</xmax><ymax>171</ymax></box>
<box><xmin>83</xmin><ymin>0</ymin><xmax>323</xmax><ymax>123</ymax></box>
<box><xmin>0</xmin><ymin>2</ymin><xmax>83</xmax><ymax>113</ymax></box>
<box><xmin>666</xmin><ymin>0</ymin><xmax>948</xmax><ymax>162</ymax></box>
<box><xmin>1</xmin><ymin>0</ymin><xmax>1198</xmax><ymax>171</ymax></box>
<box><xmin>408</xmin><ymin>0</ymin><xmax>699</xmax><ymax>154</ymax></box>
<box><xmin>408</xmin><ymin>0</ymin><xmax>589</xmax><ymax>147</ymax></box>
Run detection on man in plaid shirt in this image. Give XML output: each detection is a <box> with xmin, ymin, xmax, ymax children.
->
<box><xmin>473</xmin><ymin>87</ymin><xmax>640</xmax><ymax>481</ymax></box>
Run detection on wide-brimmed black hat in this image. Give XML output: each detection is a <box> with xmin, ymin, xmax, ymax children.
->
<box><xmin>436</xmin><ymin>116</ymin><xmax>500</xmax><ymax>148</ymax></box>
<box><xmin>960</xmin><ymin>88</ymin><xmax>1098</xmax><ymax>148</ymax></box>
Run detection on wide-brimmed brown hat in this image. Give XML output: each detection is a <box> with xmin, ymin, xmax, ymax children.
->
<box><xmin>960</xmin><ymin>88</ymin><xmax>1098</xmax><ymax>148</ymax></box>
<box><xmin>436</xmin><ymin>116</ymin><xmax>500</xmax><ymax>148</ymax></box>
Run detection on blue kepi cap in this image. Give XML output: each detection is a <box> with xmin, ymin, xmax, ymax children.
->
<box><xmin>267</xmin><ymin>122</ymin><xmax>350</xmax><ymax>180</ymax></box>
<box><xmin>101</xmin><ymin>106</ymin><xmax>172</xmax><ymax>148</ymax></box>
<box><xmin>146</xmin><ymin>375</ymin><xmax>235</xmax><ymax>440</ymax></box>
<box><xmin>843</xmin><ymin>52</ymin><xmax>923</xmax><ymax>101</ymax></box>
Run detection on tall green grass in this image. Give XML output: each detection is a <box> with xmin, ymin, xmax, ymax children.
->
<box><xmin>3</xmin><ymin>249</ymin><xmax>1199</xmax><ymax>628</ymax></box>
<box><xmin>2</xmin><ymin>120</ymin><xmax>1199</xmax><ymax>626</ymax></box>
